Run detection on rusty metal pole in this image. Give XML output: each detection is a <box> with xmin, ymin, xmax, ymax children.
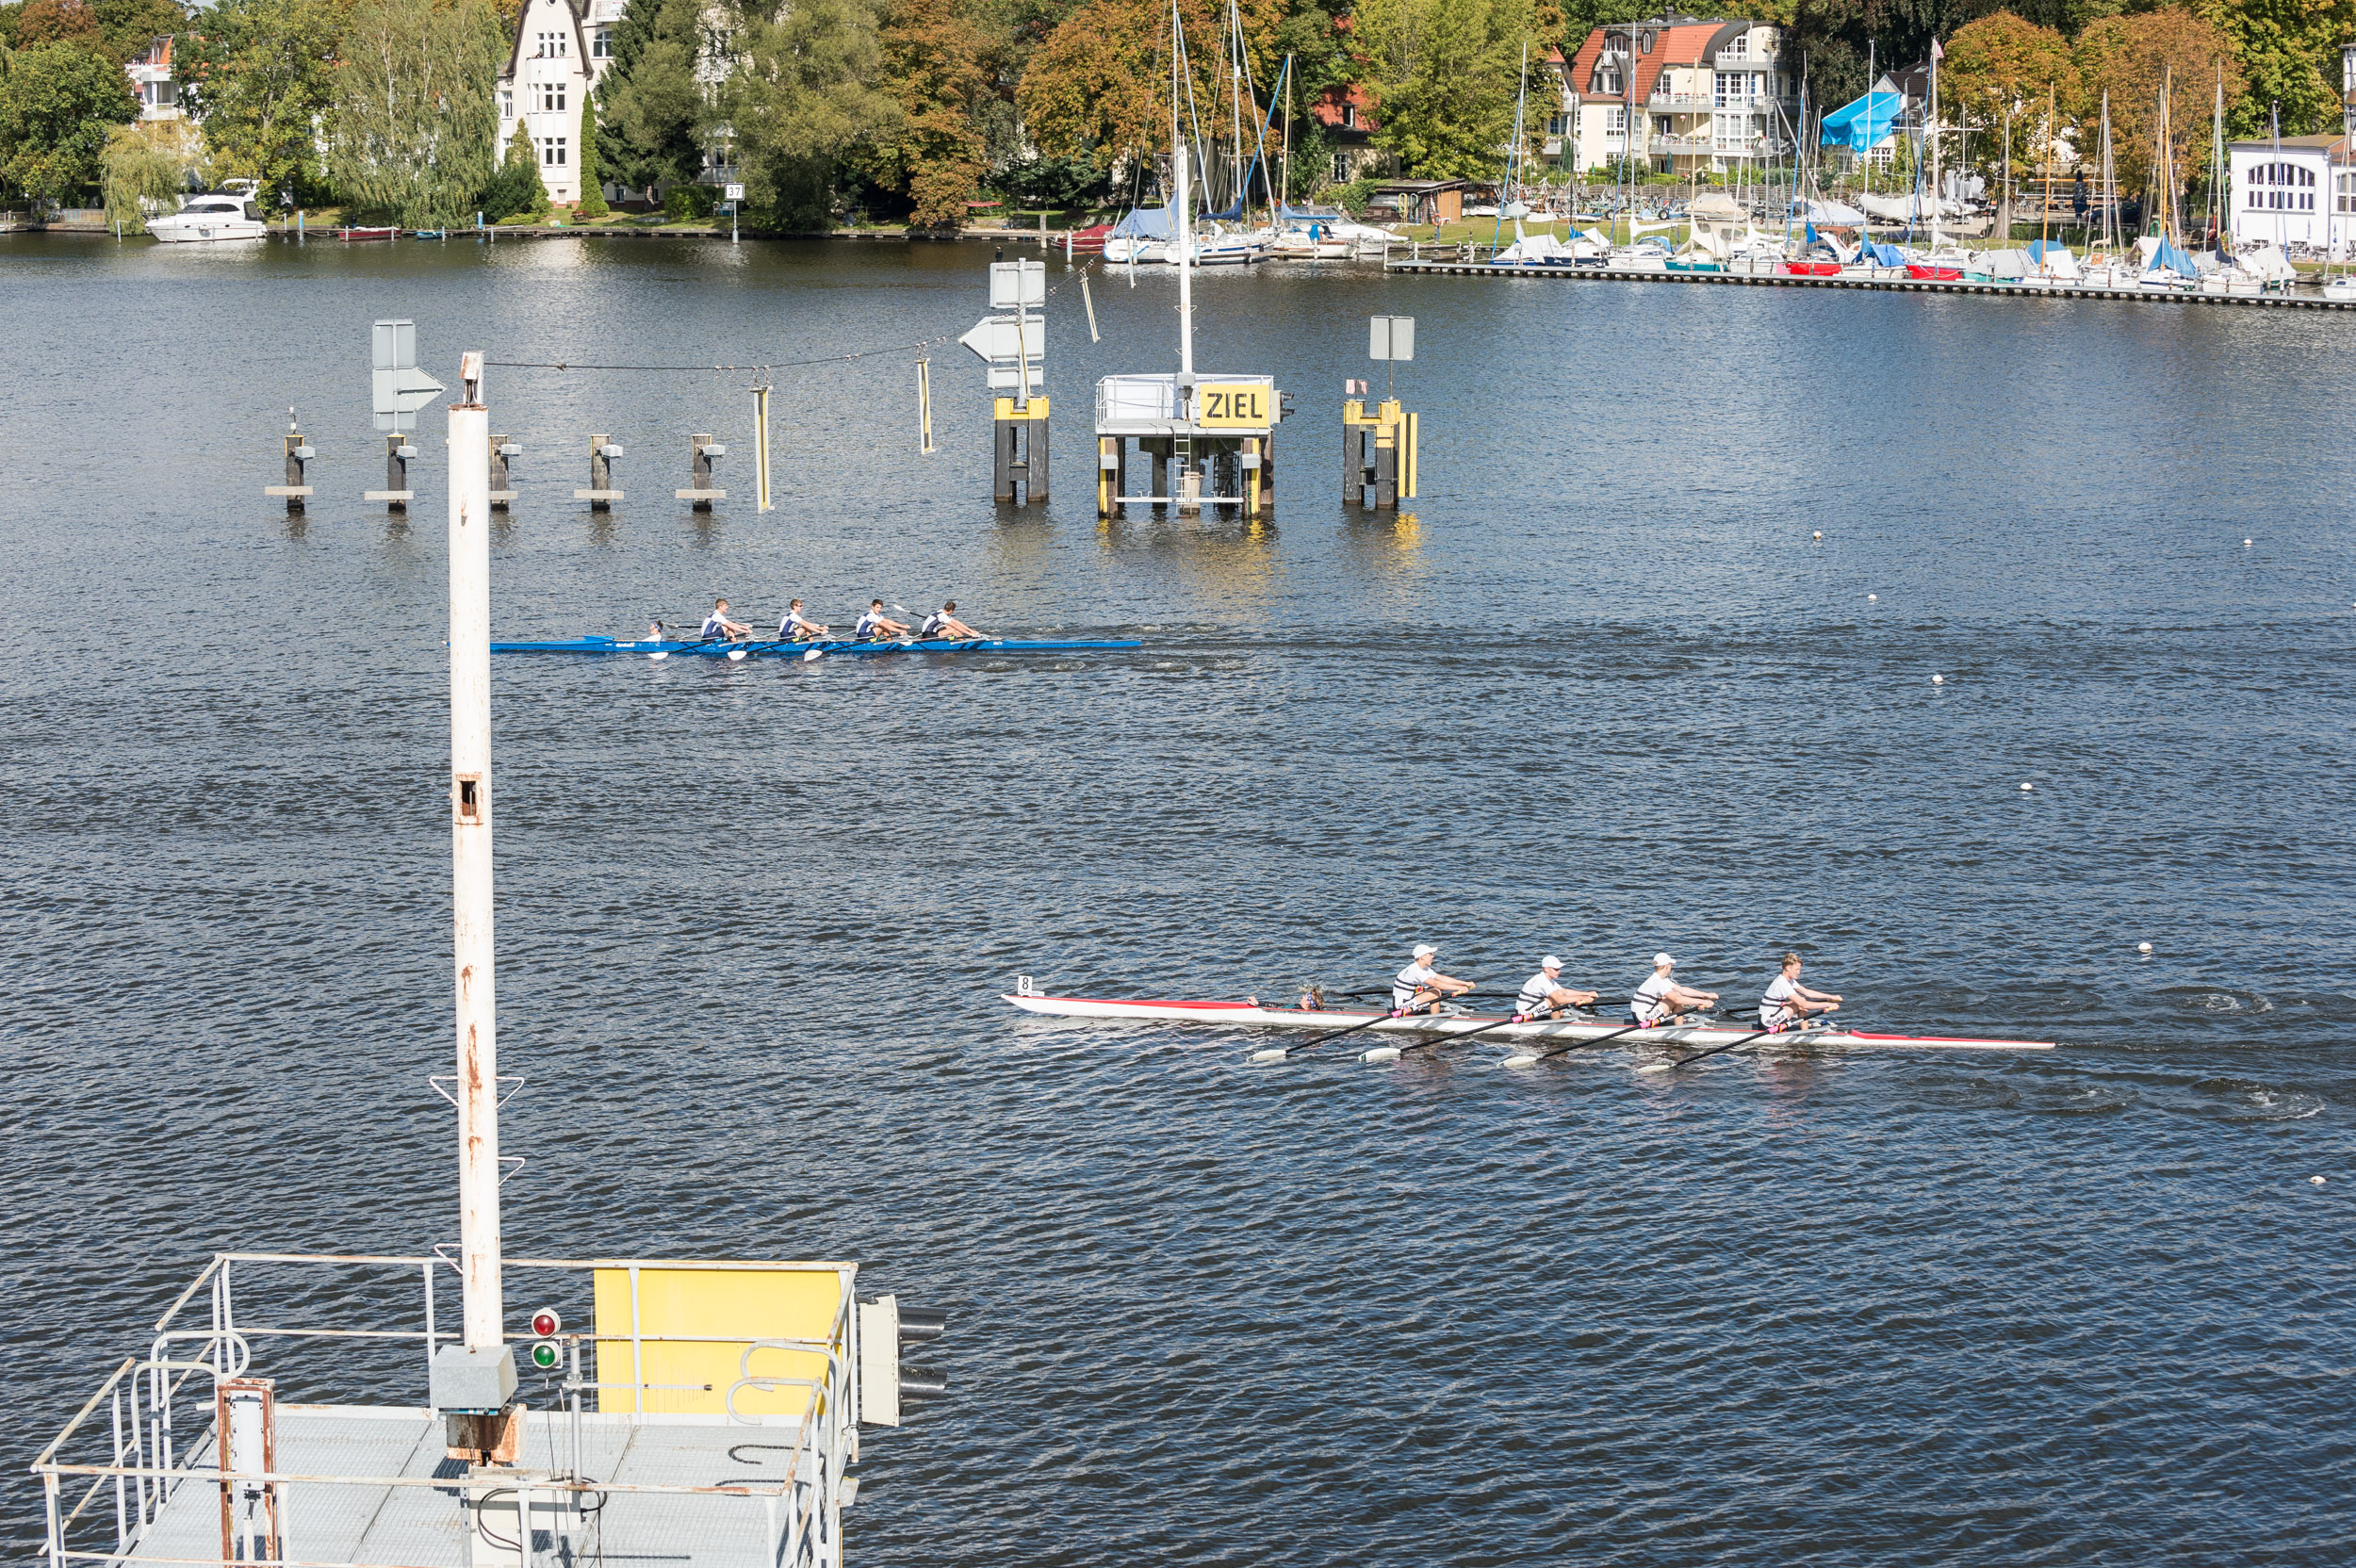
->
<box><xmin>447</xmin><ymin>352</ymin><xmax>504</xmax><ymax>1353</ymax></box>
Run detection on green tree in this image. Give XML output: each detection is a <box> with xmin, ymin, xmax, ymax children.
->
<box><xmin>176</xmin><ymin>0</ymin><xmax>352</xmax><ymax>199</ymax></box>
<box><xmin>90</xmin><ymin>0</ymin><xmax>188</xmax><ymax>58</ymax></box>
<box><xmin>722</xmin><ymin>0</ymin><xmax>900</xmax><ymax>227</ymax></box>
<box><xmin>0</xmin><ymin>38</ymin><xmax>138</xmax><ymax>200</ymax></box>
<box><xmin>324</xmin><ymin>0</ymin><xmax>505</xmax><ymax>226</ymax></box>
<box><xmin>99</xmin><ymin>114</ymin><xmax>192</xmax><ymax>226</ymax></box>
<box><xmin>880</xmin><ymin>0</ymin><xmax>990</xmax><ymax>224</ymax></box>
<box><xmin>1355</xmin><ymin>0</ymin><xmax>1536</xmax><ymax>179</ymax></box>
<box><xmin>2071</xmin><ymin>6</ymin><xmax>2238</xmax><ymax>199</ymax></box>
<box><xmin>575</xmin><ymin>85</ymin><xmax>609</xmax><ymax>213</ymax></box>
<box><xmin>1941</xmin><ymin>10</ymin><xmax>2076</xmax><ymax>177</ymax></box>
<box><xmin>2196</xmin><ymin>0</ymin><xmax>2355</xmax><ymax>135</ymax></box>
<box><xmin>480</xmin><ymin>115</ymin><xmax>548</xmax><ymax>219</ymax></box>
<box><xmin>1018</xmin><ymin>0</ymin><xmax>1283</xmax><ymax>175</ymax></box>
<box><xmin>14</xmin><ymin>0</ymin><xmax>105</xmax><ymax>51</ymax></box>
<box><xmin>597</xmin><ymin>0</ymin><xmax>707</xmax><ymax>199</ymax></box>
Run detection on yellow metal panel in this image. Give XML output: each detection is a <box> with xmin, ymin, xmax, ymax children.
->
<box><xmin>592</xmin><ymin>1266</ymin><xmax>847</xmax><ymax>1417</ymax></box>
<box><xmin>1198</xmin><ymin>383</ymin><xmax>1270</xmax><ymax>430</ymax></box>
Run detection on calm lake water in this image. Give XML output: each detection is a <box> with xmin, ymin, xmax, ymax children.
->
<box><xmin>4</xmin><ymin>233</ymin><xmax>2353</xmax><ymax>1565</ymax></box>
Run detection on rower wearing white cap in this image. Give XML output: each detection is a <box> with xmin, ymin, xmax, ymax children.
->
<box><xmin>1760</xmin><ymin>952</ymin><xmax>1841</xmax><ymax>1031</ymax></box>
<box><xmin>1392</xmin><ymin>944</ymin><xmax>1473</xmax><ymax>1011</ymax></box>
<box><xmin>1630</xmin><ymin>954</ymin><xmax>1716</xmax><ymax>1026</ymax></box>
<box><xmin>1515</xmin><ymin>956</ymin><xmax>1598</xmax><ymax>1019</ymax></box>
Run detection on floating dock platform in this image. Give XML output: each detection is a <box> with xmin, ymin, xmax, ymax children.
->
<box><xmin>1385</xmin><ymin>258</ymin><xmax>2356</xmax><ymax>310</ymax></box>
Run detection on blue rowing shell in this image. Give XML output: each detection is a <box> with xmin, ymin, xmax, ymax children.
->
<box><xmin>490</xmin><ymin>634</ymin><xmax>1142</xmax><ymax>659</ymax></box>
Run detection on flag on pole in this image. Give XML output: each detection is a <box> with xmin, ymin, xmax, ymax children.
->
<box><xmin>1931</xmin><ymin>37</ymin><xmax>1943</xmax><ymax>60</ymax></box>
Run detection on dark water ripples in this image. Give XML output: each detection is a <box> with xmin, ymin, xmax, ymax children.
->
<box><xmin>3</xmin><ymin>237</ymin><xmax>2353</xmax><ymax>1564</ymax></box>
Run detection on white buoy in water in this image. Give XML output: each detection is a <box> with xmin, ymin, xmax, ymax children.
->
<box><xmin>2313</xmin><ymin>1175</ymin><xmax>2328</xmax><ymax>1186</ymax></box>
<box><xmin>1931</xmin><ymin>674</ymin><xmax>1944</xmax><ymax>684</ymax></box>
<box><xmin>2138</xmin><ymin>941</ymin><xmax>2152</xmax><ymax>954</ymax></box>
<box><xmin>2244</xmin><ymin>539</ymin><xmax>2253</xmax><ymax>547</ymax></box>
<box><xmin>1868</xmin><ymin>594</ymin><xmax>1878</xmax><ymax>601</ymax></box>
<box><xmin>2021</xmin><ymin>782</ymin><xmax>2035</xmax><ymax>792</ymax></box>
<box><xmin>1812</xmin><ymin>531</ymin><xmax>1823</xmax><ymax>541</ymax></box>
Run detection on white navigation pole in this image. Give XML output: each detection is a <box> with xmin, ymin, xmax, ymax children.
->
<box><xmin>449</xmin><ymin>351</ymin><xmax>504</xmax><ymax>1354</ymax></box>
<box><xmin>1172</xmin><ymin>2</ymin><xmax>1193</xmax><ymax>384</ymax></box>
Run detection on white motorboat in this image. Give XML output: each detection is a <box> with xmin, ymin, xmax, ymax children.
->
<box><xmin>148</xmin><ymin>186</ymin><xmax>268</xmax><ymax>243</ymax></box>
<box><xmin>1267</xmin><ymin>225</ymin><xmax>1350</xmax><ymax>260</ymax></box>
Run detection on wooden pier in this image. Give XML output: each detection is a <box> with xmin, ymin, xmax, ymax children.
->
<box><xmin>1386</xmin><ymin>258</ymin><xmax>2355</xmax><ymax>311</ymax></box>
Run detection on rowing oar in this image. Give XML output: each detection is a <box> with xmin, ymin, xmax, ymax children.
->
<box><xmin>1499</xmin><ymin>1018</ymin><xmax>1658</xmax><ymax>1069</ymax></box>
<box><xmin>1634</xmin><ymin>1018</ymin><xmax>1824</xmax><ymax>1074</ymax></box>
<box><xmin>1246</xmin><ymin>993</ymin><xmax>1454</xmax><ymax>1063</ymax></box>
<box><xmin>1359</xmin><ymin>1002</ymin><xmax>1589</xmax><ymax>1064</ymax></box>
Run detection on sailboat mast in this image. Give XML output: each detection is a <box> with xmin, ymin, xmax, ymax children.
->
<box><xmin>1228</xmin><ymin>0</ymin><xmax>1243</xmax><ymax>222</ymax></box>
<box><xmin>2041</xmin><ymin>85</ymin><xmax>2053</xmax><ymax>258</ymax></box>
<box><xmin>1280</xmin><ymin>53</ymin><xmax>1292</xmax><ymax>214</ymax></box>
<box><xmin>1930</xmin><ymin>39</ymin><xmax>1942</xmax><ymax>248</ymax></box>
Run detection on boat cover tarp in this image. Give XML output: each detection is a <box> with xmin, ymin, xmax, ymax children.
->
<box><xmin>1822</xmin><ymin>91</ymin><xmax>1903</xmax><ymax>151</ymax></box>
<box><xmin>1978</xmin><ymin>248</ymin><xmax>2031</xmax><ymax>279</ymax></box>
<box><xmin>1797</xmin><ymin>198</ymin><xmax>1868</xmax><ymax>225</ymax></box>
<box><xmin>1857</xmin><ymin>239</ymin><xmax>1905</xmax><ymax>267</ymax></box>
<box><xmin>2141</xmin><ymin>236</ymin><xmax>2200</xmax><ymax>277</ymax></box>
<box><xmin>1110</xmin><ymin>207</ymin><xmax>1175</xmax><ymax>239</ymax></box>
<box><xmin>2025</xmin><ymin>238</ymin><xmax>2083</xmax><ymax>279</ymax></box>
<box><xmin>1278</xmin><ymin>204</ymin><xmax>1343</xmax><ymax>221</ymax></box>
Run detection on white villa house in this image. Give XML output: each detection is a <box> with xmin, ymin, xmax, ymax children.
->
<box><xmin>1553</xmin><ymin>13</ymin><xmax>1799</xmax><ymax>176</ymax></box>
<box><xmin>2227</xmin><ymin>134</ymin><xmax>2351</xmax><ymax>252</ymax></box>
<box><xmin>498</xmin><ymin>0</ymin><xmax>626</xmax><ymax>204</ymax></box>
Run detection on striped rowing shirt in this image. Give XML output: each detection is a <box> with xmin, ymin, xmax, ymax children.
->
<box><xmin>1516</xmin><ymin>972</ymin><xmax>1561</xmax><ymax>1014</ymax></box>
<box><xmin>1630</xmin><ymin>972</ymin><xmax>1677</xmax><ymax>1024</ymax></box>
<box><xmin>854</xmin><ymin>611</ymin><xmax>889</xmax><ymax>640</ymax></box>
<box><xmin>920</xmin><ymin>612</ymin><xmax>950</xmax><ymax>638</ymax></box>
<box><xmin>700</xmin><ymin>612</ymin><xmax>729</xmax><ymax>638</ymax></box>
<box><xmin>1760</xmin><ymin>974</ymin><xmax>1801</xmax><ymax>1029</ymax></box>
<box><xmin>781</xmin><ymin>611</ymin><xmax>824</xmax><ymax>640</ymax></box>
<box><xmin>1392</xmin><ymin>962</ymin><xmax>1438</xmax><ymax>1009</ymax></box>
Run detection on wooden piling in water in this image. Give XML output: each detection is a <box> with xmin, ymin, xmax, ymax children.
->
<box><xmin>676</xmin><ymin>433</ymin><xmax>726</xmax><ymax>511</ymax></box>
<box><xmin>992</xmin><ymin>397</ymin><xmax>1048</xmax><ymax>504</ymax></box>
<box><xmin>488</xmin><ymin>433</ymin><xmax>518</xmax><ymax>510</ymax></box>
<box><xmin>575</xmin><ymin>433</ymin><xmax>624</xmax><ymax>511</ymax></box>
<box><xmin>265</xmin><ymin>411</ymin><xmax>315</xmax><ymax>513</ymax></box>
<box><xmin>365</xmin><ymin>433</ymin><xmax>417</xmax><ymax>513</ymax></box>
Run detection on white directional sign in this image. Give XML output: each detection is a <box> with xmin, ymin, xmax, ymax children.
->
<box><xmin>372</xmin><ymin>319</ymin><xmax>446</xmax><ymax>433</ymax></box>
<box><xmin>989</xmin><ymin>259</ymin><xmax>1046</xmax><ymax>308</ymax></box>
<box><xmin>1369</xmin><ymin>315</ymin><xmax>1415</xmax><ymax>362</ymax></box>
<box><xmin>958</xmin><ymin>316</ymin><xmax>1045</xmax><ymax>364</ymax></box>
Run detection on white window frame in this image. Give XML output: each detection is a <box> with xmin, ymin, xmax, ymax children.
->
<box><xmin>541</xmin><ymin>136</ymin><xmax>568</xmax><ymax>168</ymax></box>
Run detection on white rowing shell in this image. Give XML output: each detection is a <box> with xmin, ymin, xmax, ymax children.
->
<box><xmin>1001</xmin><ymin>992</ymin><xmax>2055</xmax><ymax>1053</ymax></box>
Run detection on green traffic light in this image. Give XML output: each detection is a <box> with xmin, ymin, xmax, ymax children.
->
<box><xmin>530</xmin><ymin>1342</ymin><xmax>560</xmax><ymax>1370</ymax></box>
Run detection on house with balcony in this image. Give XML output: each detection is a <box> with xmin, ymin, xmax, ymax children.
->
<box><xmin>126</xmin><ymin>36</ymin><xmax>179</xmax><ymax>122</ymax></box>
<box><xmin>497</xmin><ymin>0</ymin><xmax>630</xmax><ymax>204</ymax></box>
<box><xmin>1559</xmin><ymin>13</ymin><xmax>1799</xmax><ymax>176</ymax></box>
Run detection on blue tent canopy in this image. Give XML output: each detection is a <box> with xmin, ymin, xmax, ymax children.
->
<box><xmin>1859</xmin><ymin>239</ymin><xmax>1905</xmax><ymax>267</ymax></box>
<box><xmin>2026</xmin><ymin>238</ymin><xmax>2069</xmax><ymax>264</ymax></box>
<box><xmin>1110</xmin><ymin>207</ymin><xmax>1174</xmax><ymax>239</ymax></box>
<box><xmin>1821</xmin><ymin>90</ymin><xmax>1903</xmax><ymax>152</ymax></box>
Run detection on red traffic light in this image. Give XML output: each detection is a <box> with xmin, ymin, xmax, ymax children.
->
<box><xmin>529</xmin><ymin>1309</ymin><xmax>561</xmax><ymax>1339</ymax></box>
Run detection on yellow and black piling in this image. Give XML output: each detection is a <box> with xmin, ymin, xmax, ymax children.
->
<box><xmin>1343</xmin><ymin>397</ymin><xmax>1417</xmax><ymax>511</ymax></box>
<box><xmin>994</xmin><ymin>396</ymin><xmax>1049</xmax><ymax>504</ymax></box>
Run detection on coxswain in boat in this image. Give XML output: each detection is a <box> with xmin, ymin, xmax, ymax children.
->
<box><xmin>854</xmin><ymin>599</ymin><xmax>910</xmax><ymax>641</ymax></box>
<box><xmin>779</xmin><ymin>599</ymin><xmax>829</xmax><ymax>641</ymax></box>
<box><xmin>647</xmin><ymin>619</ymin><xmax>667</xmax><ymax>642</ymax></box>
<box><xmin>1392</xmin><ymin>944</ymin><xmax>1473</xmax><ymax>1012</ymax></box>
<box><xmin>1515</xmin><ymin>956</ymin><xmax>1598</xmax><ymax>1019</ymax></box>
<box><xmin>700</xmin><ymin>597</ymin><xmax>752</xmax><ymax>642</ymax></box>
<box><xmin>1629</xmin><ymin>954</ymin><xmax>1716</xmax><ymax>1026</ymax></box>
<box><xmin>919</xmin><ymin>600</ymin><xmax>982</xmax><ymax>640</ymax></box>
<box><xmin>1759</xmin><ymin>953</ymin><xmax>1841</xmax><ymax>1031</ymax></box>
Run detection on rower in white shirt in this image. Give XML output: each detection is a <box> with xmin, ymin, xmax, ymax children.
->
<box><xmin>854</xmin><ymin>599</ymin><xmax>910</xmax><ymax>640</ymax></box>
<box><xmin>779</xmin><ymin>598</ymin><xmax>829</xmax><ymax>641</ymax></box>
<box><xmin>919</xmin><ymin>600</ymin><xmax>982</xmax><ymax>640</ymax></box>
<box><xmin>1629</xmin><ymin>954</ymin><xmax>1717</xmax><ymax>1026</ymax></box>
<box><xmin>1515</xmin><ymin>956</ymin><xmax>1598</xmax><ymax>1019</ymax></box>
<box><xmin>1392</xmin><ymin>943</ymin><xmax>1473</xmax><ymax>1011</ymax></box>
<box><xmin>1759</xmin><ymin>953</ymin><xmax>1841</xmax><ymax>1031</ymax></box>
<box><xmin>699</xmin><ymin>597</ymin><xmax>752</xmax><ymax>642</ymax></box>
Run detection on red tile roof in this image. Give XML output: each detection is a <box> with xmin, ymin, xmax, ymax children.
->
<box><xmin>1562</xmin><ymin>19</ymin><xmax>1746</xmax><ymax>104</ymax></box>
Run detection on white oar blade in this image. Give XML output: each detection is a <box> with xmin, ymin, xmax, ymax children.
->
<box><xmin>802</xmin><ymin>648</ymin><xmax>823</xmax><ymax>662</ymax></box>
<box><xmin>1247</xmin><ymin>1048</ymin><xmax>1288</xmax><ymax>1063</ymax></box>
<box><xmin>1635</xmin><ymin>1062</ymin><xmax>1673</xmax><ymax>1073</ymax></box>
<box><xmin>1361</xmin><ymin>1045</ymin><xmax>1402</xmax><ymax>1063</ymax></box>
<box><xmin>648</xmin><ymin>650</ymin><xmax>668</xmax><ymax>661</ymax></box>
<box><xmin>1501</xmin><ymin>1054</ymin><xmax>1538</xmax><ymax>1069</ymax></box>
<box><xmin>728</xmin><ymin>648</ymin><xmax>748</xmax><ymax>661</ymax></box>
